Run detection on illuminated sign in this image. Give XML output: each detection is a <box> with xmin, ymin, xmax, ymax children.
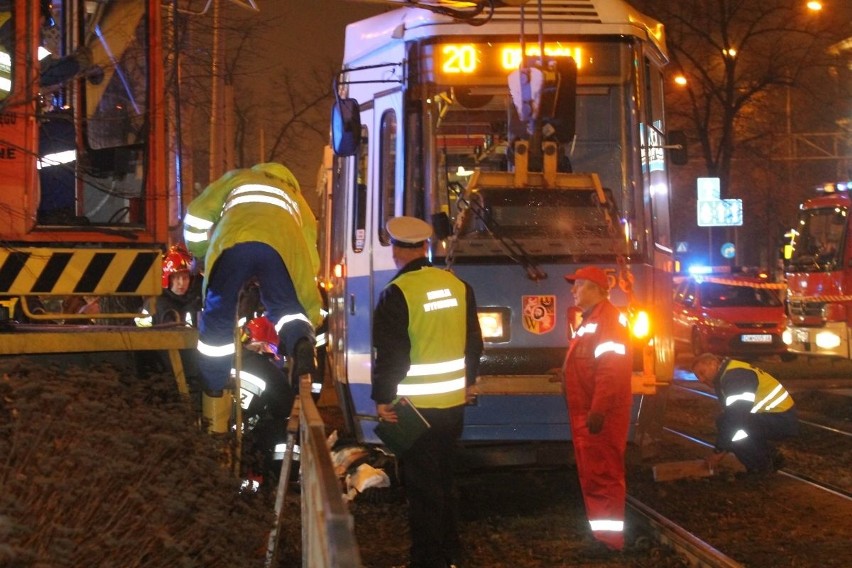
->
<box><xmin>428</xmin><ymin>41</ymin><xmax>594</xmax><ymax>84</ymax></box>
<box><xmin>438</xmin><ymin>42</ymin><xmax>582</xmax><ymax>76</ymax></box>
<box><xmin>696</xmin><ymin>177</ymin><xmax>743</xmax><ymax>227</ymax></box>
<box><xmin>697</xmin><ymin>199</ymin><xmax>743</xmax><ymax>227</ymax></box>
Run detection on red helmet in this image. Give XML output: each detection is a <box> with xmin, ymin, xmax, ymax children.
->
<box><xmin>241</xmin><ymin>315</ymin><xmax>280</xmax><ymax>357</ymax></box>
<box><xmin>162</xmin><ymin>244</ymin><xmax>194</xmax><ymax>288</ymax></box>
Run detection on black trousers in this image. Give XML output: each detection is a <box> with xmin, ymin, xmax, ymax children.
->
<box><xmin>400</xmin><ymin>405</ymin><xmax>465</xmax><ymax>568</ymax></box>
<box><xmin>717</xmin><ymin>407</ymin><xmax>798</xmax><ymax>472</ymax></box>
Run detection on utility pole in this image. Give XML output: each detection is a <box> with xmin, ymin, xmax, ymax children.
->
<box><xmin>208</xmin><ymin>0</ymin><xmax>226</xmax><ymax>181</ymax></box>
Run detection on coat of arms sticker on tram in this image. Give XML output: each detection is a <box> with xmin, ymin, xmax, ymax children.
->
<box><xmin>522</xmin><ymin>295</ymin><xmax>556</xmax><ymax>335</ymax></box>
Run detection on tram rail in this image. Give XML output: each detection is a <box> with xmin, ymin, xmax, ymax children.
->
<box><xmin>673</xmin><ymin>382</ymin><xmax>852</xmax><ymax>437</ymax></box>
<box><xmin>626</xmin><ymin>497</ymin><xmax>743</xmax><ymax>568</ymax></box>
<box><xmin>669</xmin><ymin>381</ymin><xmax>852</xmax><ymax>499</ymax></box>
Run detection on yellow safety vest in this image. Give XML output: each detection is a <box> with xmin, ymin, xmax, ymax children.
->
<box><xmin>723</xmin><ymin>360</ymin><xmax>794</xmax><ymax>413</ymax></box>
<box><xmin>393</xmin><ymin>267</ymin><xmax>467</xmax><ymax>409</ymax></box>
<box><xmin>183</xmin><ymin>166</ymin><xmax>322</xmax><ymax>327</ymax></box>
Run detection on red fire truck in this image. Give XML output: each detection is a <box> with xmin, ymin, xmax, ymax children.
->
<box><xmin>783</xmin><ymin>181</ymin><xmax>852</xmax><ymax>359</ymax></box>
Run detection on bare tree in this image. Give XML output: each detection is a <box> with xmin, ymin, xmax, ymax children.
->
<box><xmin>167</xmin><ymin>3</ymin><xmax>346</xmax><ymax>212</ymax></box>
<box><xmin>634</xmin><ymin>0</ymin><xmax>851</xmax><ymax>266</ymax></box>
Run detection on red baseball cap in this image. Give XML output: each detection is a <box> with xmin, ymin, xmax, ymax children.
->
<box><xmin>564</xmin><ymin>266</ymin><xmax>610</xmax><ymax>290</ymax></box>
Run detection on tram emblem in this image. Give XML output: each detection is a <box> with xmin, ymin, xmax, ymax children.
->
<box><xmin>522</xmin><ymin>295</ymin><xmax>556</xmax><ymax>335</ymax></box>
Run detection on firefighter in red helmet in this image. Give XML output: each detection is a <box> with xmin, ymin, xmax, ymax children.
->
<box><xmin>237</xmin><ymin>314</ymin><xmax>297</xmax><ymax>486</ymax></box>
<box><xmin>135</xmin><ymin>245</ymin><xmax>203</xmax><ymax>396</ymax></box>
<box><xmin>562</xmin><ymin>266</ymin><xmax>632</xmax><ymax>553</ymax></box>
<box><xmin>136</xmin><ymin>244</ymin><xmax>202</xmax><ymax>327</ymax></box>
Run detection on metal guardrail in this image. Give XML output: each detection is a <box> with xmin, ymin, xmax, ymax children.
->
<box><xmin>267</xmin><ymin>374</ymin><xmax>362</xmax><ymax>567</ymax></box>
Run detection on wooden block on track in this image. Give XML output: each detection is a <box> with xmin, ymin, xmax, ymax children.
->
<box><xmin>652</xmin><ymin>459</ymin><xmax>714</xmax><ymax>482</ymax></box>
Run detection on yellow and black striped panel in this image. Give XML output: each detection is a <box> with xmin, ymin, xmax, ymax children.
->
<box><xmin>0</xmin><ymin>247</ymin><xmax>162</xmax><ymax>296</ymax></box>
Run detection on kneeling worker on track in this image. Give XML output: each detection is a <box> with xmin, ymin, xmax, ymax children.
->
<box><xmin>692</xmin><ymin>353</ymin><xmax>799</xmax><ymax>476</ymax></box>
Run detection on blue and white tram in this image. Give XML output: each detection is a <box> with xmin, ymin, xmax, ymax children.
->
<box><xmin>319</xmin><ymin>0</ymin><xmax>679</xmax><ymax>451</ymax></box>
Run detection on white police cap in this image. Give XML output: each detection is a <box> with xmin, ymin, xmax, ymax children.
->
<box><xmin>386</xmin><ymin>216</ymin><xmax>432</xmax><ymax>248</ymax></box>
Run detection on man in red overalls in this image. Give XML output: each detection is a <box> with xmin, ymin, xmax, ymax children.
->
<box><xmin>562</xmin><ymin>266</ymin><xmax>632</xmax><ymax>552</ymax></box>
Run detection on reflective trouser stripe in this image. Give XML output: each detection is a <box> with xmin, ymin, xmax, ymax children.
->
<box><xmin>198</xmin><ymin>340</ymin><xmax>236</xmax><ymax>357</ymax></box>
<box><xmin>589</xmin><ymin>519</ymin><xmax>624</xmax><ymax>532</ymax></box>
<box><xmin>731</xmin><ymin>429</ymin><xmax>749</xmax><ymax>442</ymax></box>
<box><xmin>273</xmin><ymin>443</ymin><xmax>300</xmax><ymax>461</ymax></box>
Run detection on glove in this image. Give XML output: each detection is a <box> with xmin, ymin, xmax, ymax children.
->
<box><xmin>290</xmin><ymin>338</ymin><xmax>317</xmax><ymax>387</ymax></box>
<box><xmin>587</xmin><ymin>412</ymin><xmax>605</xmax><ymax>434</ymax></box>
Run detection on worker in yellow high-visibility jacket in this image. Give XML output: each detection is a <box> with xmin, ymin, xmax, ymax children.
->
<box><xmin>692</xmin><ymin>353</ymin><xmax>798</xmax><ymax>476</ymax></box>
<box><xmin>183</xmin><ymin>163</ymin><xmax>322</xmax><ymax>430</ymax></box>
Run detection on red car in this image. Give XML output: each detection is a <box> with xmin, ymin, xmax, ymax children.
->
<box><xmin>673</xmin><ymin>275</ymin><xmax>788</xmax><ymax>357</ymax></box>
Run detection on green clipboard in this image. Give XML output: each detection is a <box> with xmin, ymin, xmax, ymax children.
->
<box><xmin>374</xmin><ymin>397</ymin><xmax>431</xmax><ymax>455</ymax></box>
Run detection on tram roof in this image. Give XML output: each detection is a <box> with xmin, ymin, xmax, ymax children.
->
<box><xmin>343</xmin><ymin>0</ymin><xmax>668</xmax><ymax>65</ymax></box>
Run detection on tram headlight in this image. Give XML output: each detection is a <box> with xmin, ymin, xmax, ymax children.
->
<box><xmin>477</xmin><ymin>308</ymin><xmax>509</xmax><ymax>342</ymax></box>
<box><xmin>814</xmin><ymin>331</ymin><xmax>841</xmax><ymax>349</ymax></box>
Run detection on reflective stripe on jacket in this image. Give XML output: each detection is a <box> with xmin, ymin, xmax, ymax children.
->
<box><xmin>182</xmin><ymin>165</ymin><xmax>322</xmax><ymax>327</ymax></box>
<box><xmin>719</xmin><ymin>359</ymin><xmax>794</xmax><ymax>414</ymax></box>
<box><xmin>563</xmin><ymin>300</ymin><xmax>633</xmax><ymax>414</ymax></box>
<box><xmin>393</xmin><ymin>266</ymin><xmax>468</xmax><ymax>409</ymax></box>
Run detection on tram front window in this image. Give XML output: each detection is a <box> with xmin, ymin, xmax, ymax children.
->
<box><xmin>452</xmin><ymin>187</ymin><xmax>628</xmax><ymax>259</ymax></box>
<box><xmin>426</xmin><ymin>40</ymin><xmax>639</xmax><ymax>259</ymax></box>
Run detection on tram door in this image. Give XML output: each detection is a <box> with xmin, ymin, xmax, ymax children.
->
<box><xmin>368</xmin><ymin>90</ymin><xmax>403</xmax><ymax>310</ymax></box>
<box><xmin>340</xmin><ymin>90</ymin><xmax>405</xmax><ymax>439</ymax></box>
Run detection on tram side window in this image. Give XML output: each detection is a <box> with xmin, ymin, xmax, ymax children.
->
<box><xmin>378</xmin><ymin>109</ymin><xmax>397</xmax><ymax>246</ymax></box>
<box><xmin>644</xmin><ymin>57</ymin><xmax>672</xmax><ymax>251</ymax></box>
<box><xmin>0</xmin><ymin>5</ymin><xmax>13</xmax><ymax>102</ymax></box>
<box><xmin>352</xmin><ymin>125</ymin><xmax>369</xmax><ymax>253</ymax></box>
<box><xmin>404</xmin><ymin>109</ymin><xmax>424</xmax><ymax>219</ymax></box>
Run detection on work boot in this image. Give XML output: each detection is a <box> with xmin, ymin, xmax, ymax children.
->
<box><xmin>202</xmin><ymin>389</ymin><xmax>233</xmax><ymax>434</ymax></box>
<box><xmin>290</xmin><ymin>338</ymin><xmax>317</xmax><ymax>387</ymax></box>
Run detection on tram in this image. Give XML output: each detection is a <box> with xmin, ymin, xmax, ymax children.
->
<box><xmin>319</xmin><ymin>0</ymin><xmax>681</xmax><ymax>452</ymax></box>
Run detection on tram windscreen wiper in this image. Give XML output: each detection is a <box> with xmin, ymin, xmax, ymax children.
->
<box><xmin>449</xmin><ymin>183</ymin><xmax>547</xmax><ymax>281</ymax></box>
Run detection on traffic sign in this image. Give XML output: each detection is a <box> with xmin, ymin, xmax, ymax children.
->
<box><xmin>697</xmin><ymin>199</ymin><xmax>743</xmax><ymax>227</ymax></box>
<box><xmin>721</xmin><ymin>242</ymin><xmax>736</xmax><ymax>259</ymax></box>
<box><xmin>697</xmin><ymin>177</ymin><xmax>720</xmax><ymax>201</ymax></box>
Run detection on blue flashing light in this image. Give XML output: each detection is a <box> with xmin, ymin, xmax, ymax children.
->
<box><xmin>816</xmin><ymin>181</ymin><xmax>852</xmax><ymax>193</ymax></box>
<box><xmin>687</xmin><ymin>265</ymin><xmax>713</xmax><ymax>275</ymax></box>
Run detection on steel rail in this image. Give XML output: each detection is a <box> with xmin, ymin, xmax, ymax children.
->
<box><xmin>663</xmin><ymin>427</ymin><xmax>852</xmax><ymax>501</ymax></box>
<box><xmin>673</xmin><ymin>383</ymin><xmax>852</xmax><ymax>437</ymax></box>
<box><xmin>798</xmin><ymin>417</ymin><xmax>852</xmax><ymax>437</ymax></box>
<box><xmin>626</xmin><ymin>496</ymin><xmax>744</xmax><ymax>568</ymax></box>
